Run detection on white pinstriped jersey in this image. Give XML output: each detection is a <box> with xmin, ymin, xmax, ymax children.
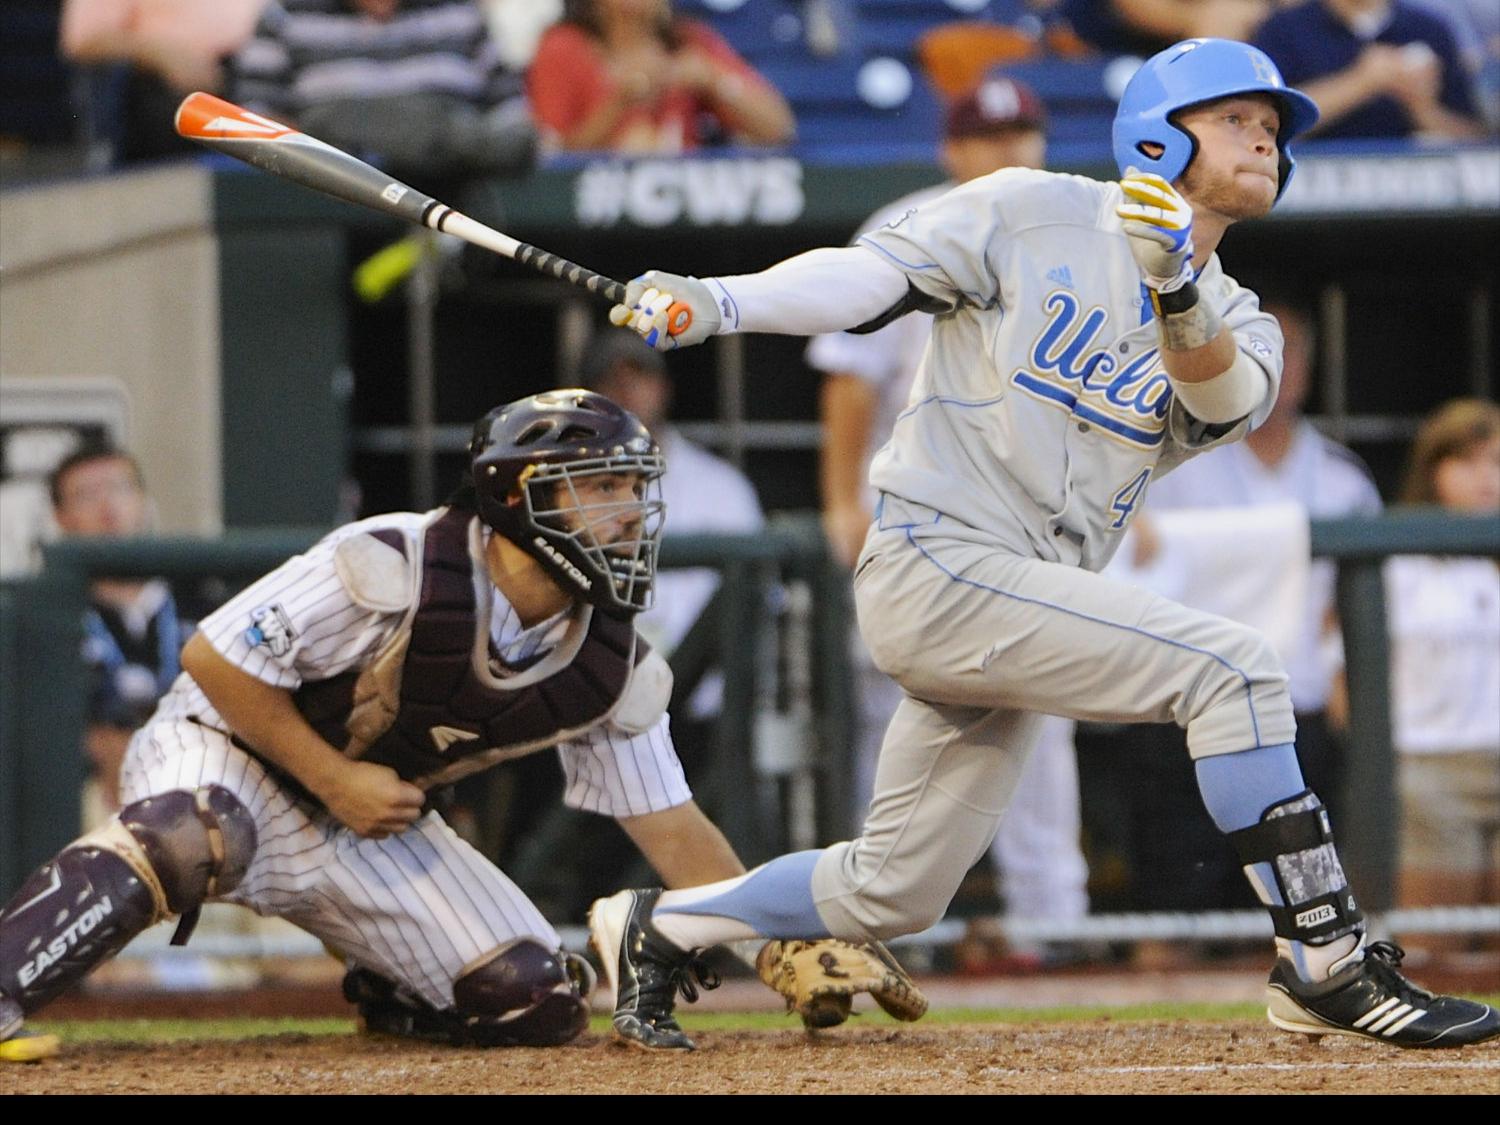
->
<box><xmin>859</xmin><ymin>167</ymin><xmax>1284</xmax><ymax>572</ymax></box>
<box><xmin>145</xmin><ymin>511</ymin><xmax>692</xmax><ymax>818</ymax></box>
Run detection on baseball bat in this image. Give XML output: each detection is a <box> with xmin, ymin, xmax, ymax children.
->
<box><xmin>174</xmin><ymin>92</ymin><xmax>692</xmax><ymax>335</ymax></box>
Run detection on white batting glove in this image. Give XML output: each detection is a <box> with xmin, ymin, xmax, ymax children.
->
<box><xmin>1116</xmin><ymin>170</ymin><xmax>1195</xmax><ymax>292</ymax></box>
<box><xmin>608</xmin><ymin>270</ymin><xmax>722</xmax><ymax>351</ymax></box>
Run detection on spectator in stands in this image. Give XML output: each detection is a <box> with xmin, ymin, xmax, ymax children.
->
<box><xmin>1059</xmin><ymin>0</ymin><xmax>1272</xmax><ymax>58</ymax></box>
<box><xmin>61</xmin><ymin>0</ymin><xmax>267</xmax><ymax>93</ymax></box>
<box><xmin>1139</xmin><ymin>301</ymin><xmax>1382</xmax><ymax>822</ymax></box>
<box><xmin>59</xmin><ymin>0</ymin><xmax>268</xmax><ymax>162</ymax></box>
<box><xmin>807</xmin><ymin>76</ymin><xmax>1089</xmax><ymax>971</ymax></box>
<box><xmin>49</xmin><ymin>442</ymin><xmax>196</xmax><ymax>826</ymax></box>
<box><xmin>580</xmin><ymin>331</ymin><xmax>764</xmax><ymax>661</ymax></box>
<box><xmin>1087</xmin><ymin>303</ymin><xmax>1381</xmax><ymax>958</ymax></box>
<box><xmin>231</xmin><ymin>0</ymin><xmax>536</xmax><ymax>180</ymax></box>
<box><xmin>1414</xmin><ymin>0</ymin><xmax>1500</xmax><ymax>129</ymax></box>
<box><xmin>1253</xmin><ymin>0</ymin><xmax>1486</xmax><ymax>140</ymax></box>
<box><xmin>527</xmin><ymin>0</ymin><xmax>795</xmax><ymax>153</ymax></box>
<box><xmin>1386</xmin><ymin>399</ymin><xmax>1500</xmax><ymax>948</ymax></box>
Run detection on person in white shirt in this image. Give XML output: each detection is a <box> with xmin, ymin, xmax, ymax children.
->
<box><xmin>1385</xmin><ymin>398</ymin><xmax>1500</xmax><ymax>945</ymax></box>
<box><xmin>580</xmin><ymin>332</ymin><xmax>765</xmax><ymax>662</ymax></box>
<box><xmin>1140</xmin><ymin>300</ymin><xmax>1383</xmax><ymax>822</ymax></box>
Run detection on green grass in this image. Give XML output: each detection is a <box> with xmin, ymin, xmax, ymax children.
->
<box><xmin>31</xmin><ymin>1003</ymin><xmax>1261</xmax><ymax>1044</ymax></box>
<box><xmin>33</xmin><ymin>995</ymin><xmax>1500</xmax><ymax>1044</ymax></box>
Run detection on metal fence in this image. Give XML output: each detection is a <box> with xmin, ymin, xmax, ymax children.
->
<box><xmin>2</xmin><ymin>510</ymin><xmax>1497</xmax><ymax>947</ymax></box>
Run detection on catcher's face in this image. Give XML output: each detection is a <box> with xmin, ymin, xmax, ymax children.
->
<box><xmin>556</xmin><ymin>470</ymin><xmax>651</xmax><ymax>549</ymax></box>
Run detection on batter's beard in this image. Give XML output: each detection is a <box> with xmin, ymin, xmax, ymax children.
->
<box><xmin>1180</xmin><ymin>164</ymin><xmax>1276</xmax><ymax>222</ymax></box>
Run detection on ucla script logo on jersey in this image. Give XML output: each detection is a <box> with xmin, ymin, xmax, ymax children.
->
<box><xmin>1011</xmin><ymin>291</ymin><xmax>1171</xmax><ymax>448</ymax></box>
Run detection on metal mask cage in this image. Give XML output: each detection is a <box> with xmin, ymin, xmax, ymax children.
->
<box><xmin>522</xmin><ymin>452</ymin><xmax>667</xmax><ymax>612</ymax></box>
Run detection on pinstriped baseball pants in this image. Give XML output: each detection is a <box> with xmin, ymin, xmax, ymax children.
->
<box><xmin>808</xmin><ymin>498</ymin><xmax>1295</xmax><ymax>941</ymax></box>
<box><xmin>121</xmin><ymin>719</ymin><xmax>560</xmax><ymax>1009</ymax></box>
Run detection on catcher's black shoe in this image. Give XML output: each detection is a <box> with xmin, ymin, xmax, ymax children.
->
<box><xmin>344</xmin><ymin>965</ymin><xmax>460</xmax><ymax>1044</ymax></box>
<box><xmin>1266</xmin><ymin>940</ymin><xmax>1500</xmax><ymax>1048</ymax></box>
<box><xmin>589</xmin><ymin>888</ymin><xmax>719</xmax><ymax>1051</ymax></box>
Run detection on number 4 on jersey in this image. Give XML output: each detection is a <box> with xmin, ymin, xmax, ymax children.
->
<box><xmin>1109</xmin><ymin>468</ymin><xmax>1153</xmax><ymax>530</ymax></box>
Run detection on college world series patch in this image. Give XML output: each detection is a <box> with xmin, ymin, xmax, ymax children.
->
<box><xmin>245</xmin><ymin>604</ymin><xmax>297</xmax><ymax>656</ymax></box>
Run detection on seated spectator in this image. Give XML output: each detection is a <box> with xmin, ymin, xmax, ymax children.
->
<box><xmin>62</xmin><ymin>0</ymin><xmax>267</xmax><ymax>93</ymax></box>
<box><xmin>1254</xmin><ymin>0</ymin><xmax>1486</xmax><ymax>141</ymax></box>
<box><xmin>231</xmin><ymin>0</ymin><xmax>536</xmax><ymax>181</ymax></box>
<box><xmin>49</xmin><ymin>442</ymin><xmax>198</xmax><ymax>826</ymax></box>
<box><xmin>60</xmin><ymin>0</ymin><xmax>269</xmax><ymax>162</ymax></box>
<box><xmin>1139</xmin><ymin>301</ymin><xmax>1383</xmax><ymax>823</ymax></box>
<box><xmin>1386</xmin><ymin>399</ymin><xmax>1499</xmax><ymax>951</ymax></box>
<box><xmin>1059</xmin><ymin>0</ymin><xmax>1272</xmax><ymax>58</ymax></box>
<box><xmin>579</xmin><ymin>331</ymin><xmax>764</xmax><ymax>659</ymax></box>
<box><xmin>527</xmin><ymin>0</ymin><xmax>795</xmax><ymax>154</ymax></box>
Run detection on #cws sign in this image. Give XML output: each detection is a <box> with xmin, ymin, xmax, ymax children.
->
<box><xmin>575</xmin><ymin>157</ymin><xmax>805</xmax><ymax>227</ymax></box>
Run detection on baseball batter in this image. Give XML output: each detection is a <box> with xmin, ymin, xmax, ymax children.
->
<box><xmin>589</xmin><ymin>39</ymin><xmax>1500</xmax><ymax>1050</ymax></box>
<box><xmin>0</xmin><ymin>391</ymin><xmax>921</xmax><ymax>1062</ymax></box>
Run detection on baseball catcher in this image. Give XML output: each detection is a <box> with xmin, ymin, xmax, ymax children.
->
<box><xmin>0</xmin><ymin>389</ymin><xmax>925</xmax><ymax>1062</ymax></box>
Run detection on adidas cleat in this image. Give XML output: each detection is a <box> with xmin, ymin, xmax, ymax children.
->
<box><xmin>1267</xmin><ymin>940</ymin><xmax>1500</xmax><ymax>1048</ymax></box>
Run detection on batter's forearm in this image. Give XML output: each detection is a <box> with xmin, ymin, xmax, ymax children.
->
<box><xmin>1150</xmin><ymin>286</ymin><xmax>1268</xmax><ymax>423</ymax></box>
<box><xmin>707</xmin><ymin>246</ymin><xmax>909</xmax><ymax>336</ymax></box>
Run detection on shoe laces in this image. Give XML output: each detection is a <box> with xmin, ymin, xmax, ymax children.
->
<box><xmin>1362</xmin><ymin>940</ymin><xmax>1434</xmax><ymax>1006</ymax></box>
<box><xmin>638</xmin><ymin>946</ymin><xmax>721</xmax><ymax>1017</ymax></box>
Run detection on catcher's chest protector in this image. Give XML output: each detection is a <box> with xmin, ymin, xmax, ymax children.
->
<box><xmin>291</xmin><ymin>508</ymin><xmax>641</xmax><ymax>792</ymax></box>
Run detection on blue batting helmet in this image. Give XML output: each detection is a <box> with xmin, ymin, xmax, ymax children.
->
<box><xmin>1112</xmin><ymin>39</ymin><xmax>1319</xmax><ymax>200</ymax></box>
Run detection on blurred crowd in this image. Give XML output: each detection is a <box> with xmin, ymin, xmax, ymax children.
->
<box><xmin>2</xmin><ymin>0</ymin><xmax>1492</xmax><ymax>172</ymax></box>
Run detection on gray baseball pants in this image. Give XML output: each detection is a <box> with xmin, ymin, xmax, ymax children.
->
<box><xmin>810</xmin><ymin>497</ymin><xmax>1295</xmax><ymax>941</ymax></box>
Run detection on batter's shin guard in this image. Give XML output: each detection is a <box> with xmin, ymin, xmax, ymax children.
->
<box><xmin>1227</xmin><ymin>791</ymin><xmax>1364</xmax><ymax>945</ymax></box>
<box><xmin>0</xmin><ymin>786</ymin><xmax>256</xmax><ymax>1017</ymax></box>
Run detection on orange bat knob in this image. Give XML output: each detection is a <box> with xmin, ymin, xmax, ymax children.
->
<box><xmin>666</xmin><ymin>302</ymin><xmax>693</xmax><ymax>337</ymax></box>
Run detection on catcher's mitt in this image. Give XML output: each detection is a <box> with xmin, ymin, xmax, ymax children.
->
<box><xmin>755</xmin><ymin>939</ymin><xmax>929</xmax><ymax>1030</ymax></box>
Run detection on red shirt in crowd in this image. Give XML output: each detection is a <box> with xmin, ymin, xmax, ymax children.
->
<box><xmin>527</xmin><ymin>19</ymin><xmax>774</xmax><ymax>153</ymax></box>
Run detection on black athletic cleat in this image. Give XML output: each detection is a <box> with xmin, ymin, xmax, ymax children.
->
<box><xmin>1266</xmin><ymin>940</ymin><xmax>1500</xmax><ymax>1048</ymax></box>
<box><xmin>343</xmin><ymin>966</ymin><xmax>457</xmax><ymax>1043</ymax></box>
<box><xmin>589</xmin><ymin>888</ymin><xmax>719</xmax><ymax>1051</ymax></box>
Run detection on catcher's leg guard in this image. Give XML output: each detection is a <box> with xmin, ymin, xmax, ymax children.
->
<box><xmin>0</xmin><ymin>786</ymin><xmax>256</xmax><ymax>1016</ymax></box>
<box><xmin>453</xmin><ymin>940</ymin><xmax>593</xmax><ymax>1046</ymax></box>
<box><xmin>348</xmin><ymin>940</ymin><xmax>592</xmax><ymax>1048</ymax></box>
<box><xmin>1226</xmin><ymin>791</ymin><xmax>1363</xmax><ymax>946</ymax></box>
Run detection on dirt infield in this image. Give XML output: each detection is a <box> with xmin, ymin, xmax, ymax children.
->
<box><xmin>5</xmin><ymin>1020</ymin><xmax>1498</xmax><ymax>1094</ymax></box>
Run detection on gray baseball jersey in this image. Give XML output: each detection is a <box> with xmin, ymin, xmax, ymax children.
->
<box><xmin>121</xmin><ymin>511</ymin><xmax>691</xmax><ymax>1007</ymax></box>
<box><xmin>859</xmin><ymin>167</ymin><xmax>1283</xmax><ymax>572</ymax></box>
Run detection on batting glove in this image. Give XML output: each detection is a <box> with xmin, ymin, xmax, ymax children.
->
<box><xmin>609</xmin><ymin>270</ymin><xmax>721</xmax><ymax>351</ymax></box>
<box><xmin>1116</xmin><ymin>170</ymin><xmax>1195</xmax><ymax>292</ymax></box>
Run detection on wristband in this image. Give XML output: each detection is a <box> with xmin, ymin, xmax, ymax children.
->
<box><xmin>1154</xmin><ymin>290</ymin><xmax>1222</xmax><ymax>352</ymax></box>
<box><xmin>1149</xmin><ymin>280</ymin><xmax>1199</xmax><ymax>317</ymax></box>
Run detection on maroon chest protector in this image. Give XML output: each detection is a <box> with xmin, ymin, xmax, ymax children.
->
<box><xmin>292</xmin><ymin>508</ymin><xmax>641</xmax><ymax>790</ymax></box>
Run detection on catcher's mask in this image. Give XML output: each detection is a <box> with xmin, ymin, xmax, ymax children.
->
<box><xmin>470</xmin><ymin>390</ymin><xmax>666</xmax><ymax>618</ymax></box>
